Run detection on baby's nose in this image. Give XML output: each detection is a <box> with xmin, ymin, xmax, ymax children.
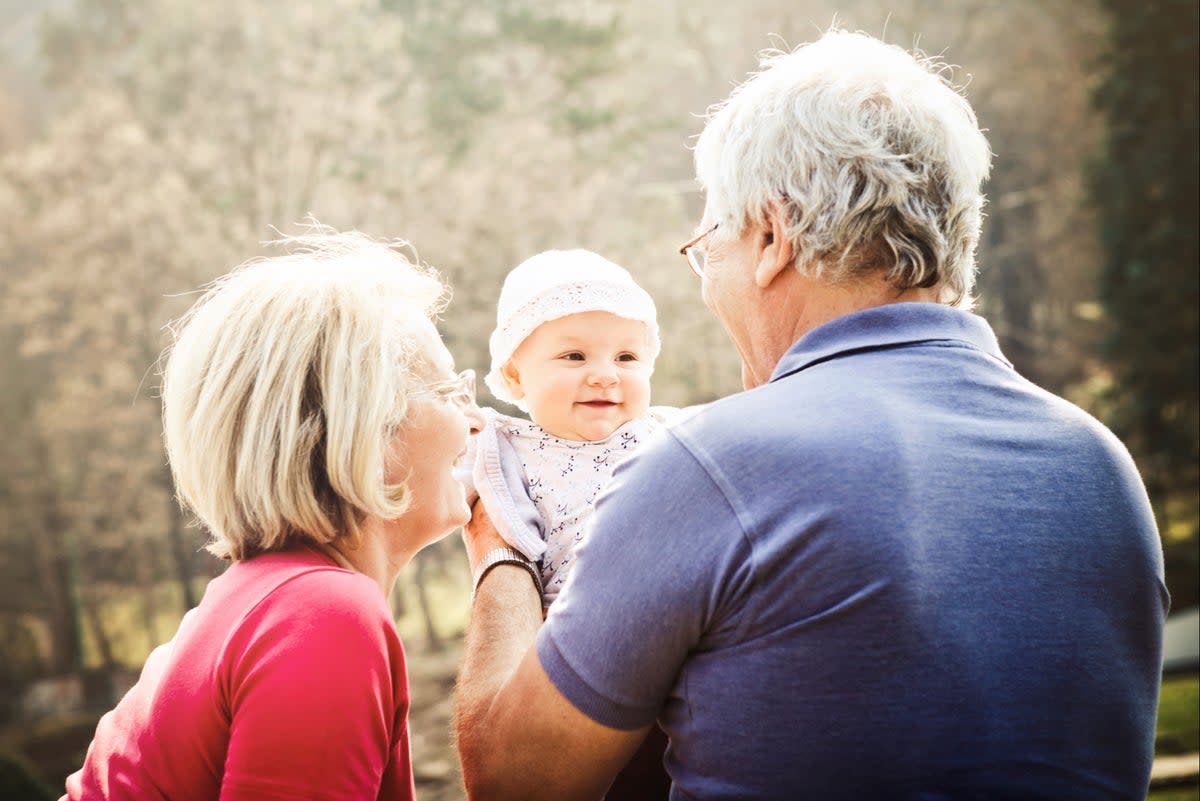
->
<box><xmin>587</xmin><ymin>367</ymin><xmax>618</xmax><ymax>387</ymax></box>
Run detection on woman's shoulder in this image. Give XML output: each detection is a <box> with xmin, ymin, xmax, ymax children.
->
<box><xmin>272</xmin><ymin>562</ymin><xmax>390</xmax><ymax>619</ymax></box>
<box><xmin>225</xmin><ymin>549</ymin><xmax>395</xmax><ymax>635</ymax></box>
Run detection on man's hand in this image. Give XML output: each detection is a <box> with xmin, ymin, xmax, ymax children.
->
<box><xmin>454</xmin><ymin>502</ymin><xmax>650</xmax><ymax>800</ymax></box>
<box><xmin>462</xmin><ymin>498</ymin><xmax>511</xmax><ymax>571</ymax></box>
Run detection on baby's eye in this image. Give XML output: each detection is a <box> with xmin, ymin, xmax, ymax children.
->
<box><xmin>617</xmin><ymin>353</ymin><xmax>639</xmax><ymax>362</ymax></box>
<box><xmin>561</xmin><ymin>352</ymin><xmax>585</xmax><ymax>361</ymax></box>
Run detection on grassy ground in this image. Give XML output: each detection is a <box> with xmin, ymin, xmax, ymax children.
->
<box><xmin>1157</xmin><ymin>674</ymin><xmax>1200</xmax><ymax>753</ymax></box>
<box><xmin>1148</xmin><ymin>673</ymin><xmax>1200</xmax><ymax>801</ymax></box>
<box><xmin>1151</xmin><ymin>791</ymin><xmax>1200</xmax><ymax>801</ymax></box>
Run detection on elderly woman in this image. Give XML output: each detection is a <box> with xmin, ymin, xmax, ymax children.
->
<box><xmin>62</xmin><ymin>229</ymin><xmax>483</xmax><ymax>800</ymax></box>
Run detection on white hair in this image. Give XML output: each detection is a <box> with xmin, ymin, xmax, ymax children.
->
<box><xmin>162</xmin><ymin>227</ymin><xmax>448</xmax><ymax>560</ymax></box>
<box><xmin>694</xmin><ymin>29</ymin><xmax>992</xmax><ymax>307</ymax></box>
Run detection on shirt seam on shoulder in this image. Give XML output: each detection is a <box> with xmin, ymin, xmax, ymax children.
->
<box><xmin>662</xmin><ymin>425</ymin><xmax>760</xmax><ymax>640</ymax></box>
<box><xmin>664</xmin><ymin>426</ymin><xmax>755</xmax><ymax>540</ymax></box>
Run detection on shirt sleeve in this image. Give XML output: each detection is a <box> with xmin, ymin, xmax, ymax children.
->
<box><xmin>536</xmin><ymin>430</ymin><xmax>754</xmax><ymax>730</ymax></box>
<box><xmin>218</xmin><ymin>569</ymin><xmax>412</xmax><ymax>801</ymax></box>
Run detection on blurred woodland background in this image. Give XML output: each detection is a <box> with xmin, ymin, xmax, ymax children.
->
<box><xmin>0</xmin><ymin>0</ymin><xmax>1196</xmax><ymax>798</ymax></box>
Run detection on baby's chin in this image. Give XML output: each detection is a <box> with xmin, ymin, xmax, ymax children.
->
<box><xmin>537</xmin><ymin>417</ymin><xmax>630</xmax><ymax>442</ymax></box>
<box><xmin>576</xmin><ymin>425</ymin><xmax>622</xmax><ymax>442</ymax></box>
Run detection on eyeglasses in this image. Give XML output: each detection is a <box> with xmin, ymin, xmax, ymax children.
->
<box><xmin>678</xmin><ymin>222</ymin><xmax>719</xmax><ymax>277</ymax></box>
<box><xmin>411</xmin><ymin>369</ymin><xmax>476</xmax><ymax>408</ymax></box>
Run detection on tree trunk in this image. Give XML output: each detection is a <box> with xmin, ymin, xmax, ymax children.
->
<box><xmin>29</xmin><ymin>456</ymin><xmax>84</xmax><ymax>674</ymax></box>
<box><xmin>414</xmin><ymin>555</ymin><xmax>442</xmax><ymax>651</ymax></box>
<box><xmin>391</xmin><ymin>579</ymin><xmax>408</xmax><ymax>621</ymax></box>
<box><xmin>138</xmin><ymin>536</ymin><xmax>162</xmax><ymax>652</ymax></box>
<box><xmin>53</xmin><ymin>533</ymin><xmax>85</xmax><ymax>673</ymax></box>
<box><xmin>81</xmin><ymin>587</ymin><xmax>116</xmax><ymax>671</ymax></box>
<box><xmin>163</xmin><ymin>471</ymin><xmax>198</xmax><ymax>610</ymax></box>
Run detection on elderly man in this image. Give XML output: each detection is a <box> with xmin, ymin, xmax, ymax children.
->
<box><xmin>455</xmin><ymin>30</ymin><xmax>1166</xmax><ymax>801</ymax></box>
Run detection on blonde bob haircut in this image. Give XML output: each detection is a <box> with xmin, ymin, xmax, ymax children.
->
<box><xmin>162</xmin><ymin>228</ymin><xmax>448</xmax><ymax>561</ymax></box>
<box><xmin>694</xmin><ymin>29</ymin><xmax>992</xmax><ymax>307</ymax></box>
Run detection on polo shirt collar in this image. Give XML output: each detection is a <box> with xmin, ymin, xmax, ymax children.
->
<box><xmin>770</xmin><ymin>302</ymin><xmax>1010</xmax><ymax>382</ymax></box>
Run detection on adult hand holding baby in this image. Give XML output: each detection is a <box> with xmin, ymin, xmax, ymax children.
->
<box><xmin>462</xmin><ymin>498</ymin><xmax>543</xmax><ymax>603</ymax></box>
<box><xmin>462</xmin><ymin>497</ymin><xmax>506</xmax><ymax>568</ymax></box>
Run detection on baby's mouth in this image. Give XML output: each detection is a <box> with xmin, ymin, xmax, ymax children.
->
<box><xmin>579</xmin><ymin>400</ymin><xmax>617</xmax><ymax>408</ymax></box>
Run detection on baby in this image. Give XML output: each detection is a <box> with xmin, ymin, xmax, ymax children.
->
<box><xmin>460</xmin><ymin>248</ymin><xmax>676</xmax><ymax>607</ymax></box>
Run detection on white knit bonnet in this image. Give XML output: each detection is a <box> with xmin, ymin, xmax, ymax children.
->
<box><xmin>485</xmin><ymin>249</ymin><xmax>660</xmax><ymax>409</ymax></box>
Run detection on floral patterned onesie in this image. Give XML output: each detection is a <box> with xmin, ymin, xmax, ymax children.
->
<box><xmin>458</xmin><ymin>407</ymin><xmax>679</xmax><ymax>605</ymax></box>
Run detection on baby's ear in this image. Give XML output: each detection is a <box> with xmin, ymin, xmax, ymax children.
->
<box><xmin>500</xmin><ymin>361</ymin><xmax>525</xmax><ymax>400</ymax></box>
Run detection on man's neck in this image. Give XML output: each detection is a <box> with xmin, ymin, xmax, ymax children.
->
<box><xmin>741</xmin><ymin>274</ymin><xmax>942</xmax><ymax>389</ymax></box>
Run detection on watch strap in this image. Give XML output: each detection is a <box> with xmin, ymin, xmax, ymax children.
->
<box><xmin>471</xmin><ymin>547</ymin><xmax>544</xmax><ymax>600</ymax></box>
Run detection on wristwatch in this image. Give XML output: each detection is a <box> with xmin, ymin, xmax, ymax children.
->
<box><xmin>471</xmin><ymin>547</ymin><xmax>544</xmax><ymax>600</ymax></box>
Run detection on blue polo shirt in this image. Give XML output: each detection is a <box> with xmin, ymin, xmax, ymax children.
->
<box><xmin>538</xmin><ymin>303</ymin><xmax>1166</xmax><ymax>800</ymax></box>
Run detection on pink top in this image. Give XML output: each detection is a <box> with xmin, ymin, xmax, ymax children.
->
<box><xmin>62</xmin><ymin>546</ymin><xmax>415</xmax><ymax>801</ymax></box>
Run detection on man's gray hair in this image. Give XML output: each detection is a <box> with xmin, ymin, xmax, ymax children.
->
<box><xmin>694</xmin><ymin>29</ymin><xmax>992</xmax><ymax>307</ymax></box>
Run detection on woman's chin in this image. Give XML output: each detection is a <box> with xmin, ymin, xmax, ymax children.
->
<box><xmin>448</xmin><ymin>496</ymin><xmax>473</xmax><ymax>531</ymax></box>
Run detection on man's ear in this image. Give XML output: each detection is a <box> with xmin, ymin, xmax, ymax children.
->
<box><xmin>500</xmin><ymin>360</ymin><xmax>525</xmax><ymax>401</ymax></box>
<box><xmin>753</xmin><ymin>201</ymin><xmax>795</xmax><ymax>289</ymax></box>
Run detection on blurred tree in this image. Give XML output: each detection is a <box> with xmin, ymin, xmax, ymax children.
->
<box><xmin>1090</xmin><ymin>0</ymin><xmax>1199</xmax><ymax>606</ymax></box>
<box><xmin>0</xmin><ymin>0</ymin><xmax>1181</xmax><ymax>680</ymax></box>
<box><xmin>1</xmin><ymin>0</ymin><xmax>639</xmax><ymax>673</ymax></box>
<box><xmin>0</xmin><ymin>321</ymin><xmax>81</xmax><ymax>677</ymax></box>
<box><xmin>0</xmin><ymin>750</ymin><xmax>55</xmax><ymax>801</ymax></box>
<box><xmin>0</xmin><ymin>92</ymin><xmax>201</xmax><ymax>670</ymax></box>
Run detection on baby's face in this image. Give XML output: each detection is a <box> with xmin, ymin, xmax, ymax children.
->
<box><xmin>504</xmin><ymin>311</ymin><xmax>653</xmax><ymax>441</ymax></box>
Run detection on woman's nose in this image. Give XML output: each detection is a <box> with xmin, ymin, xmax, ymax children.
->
<box><xmin>464</xmin><ymin>400</ymin><xmax>485</xmax><ymax>434</ymax></box>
